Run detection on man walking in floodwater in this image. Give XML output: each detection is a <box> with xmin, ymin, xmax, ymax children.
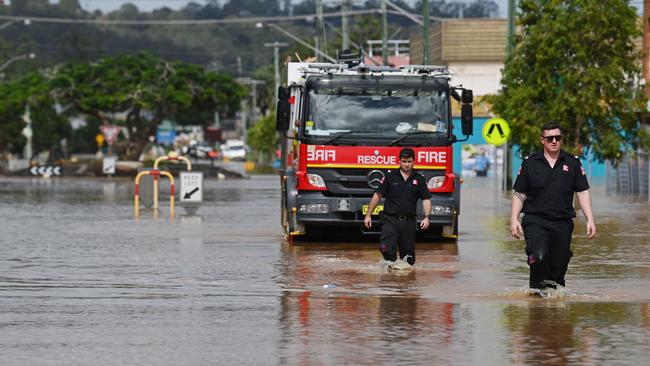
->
<box><xmin>364</xmin><ymin>148</ymin><xmax>432</xmax><ymax>268</ymax></box>
<box><xmin>510</xmin><ymin>123</ymin><xmax>597</xmax><ymax>293</ymax></box>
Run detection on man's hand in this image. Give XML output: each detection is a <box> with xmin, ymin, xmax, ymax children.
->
<box><xmin>510</xmin><ymin>217</ymin><xmax>523</xmax><ymax>239</ymax></box>
<box><xmin>586</xmin><ymin>220</ymin><xmax>597</xmax><ymax>239</ymax></box>
<box><xmin>419</xmin><ymin>217</ymin><xmax>430</xmax><ymax>230</ymax></box>
<box><xmin>364</xmin><ymin>215</ymin><xmax>372</xmax><ymax>229</ymax></box>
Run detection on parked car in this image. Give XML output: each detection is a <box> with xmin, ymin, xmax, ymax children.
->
<box><xmin>184</xmin><ymin>141</ymin><xmax>218</xmax><ymax>159</ymax></box>
<box><xmin>221</xmin><ymin>139</ymin><xmax>247</xmax><ymax>161</ymax></box>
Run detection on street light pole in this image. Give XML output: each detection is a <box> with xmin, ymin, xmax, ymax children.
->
<box><xmin>341</xmin><ymin>0</ymin><xmax>350</xmax><ymax>50</ymax></box>
<box><xmin>265</xmin><ymin>42</ymin><xmax>289</xmax><ymax>102</ymax></box>
<box><xmin>381</xmin><ymin>0</ymin><xmax>388</xmax><ymax>66</ymax></box>
<box><xmin>507</xmin><ymin>0</ymin><xmax>516</xmax><ymax>56</ymax></box>
<box><xmin>0</xmin><ymin>53</ymin><xmax>36</xmax><ymax>73</ymax></box>
<box><xmin>423</xmin><ymin>0</ymin><xmax>429</xmax><ymax>65</ymax></box>
<box><xmin>22</xmin><ymin>106</ymin><xmax>33</xmax><ymax>161</ymax></box>
<box><xmin>0</xmin><ymin>18</ymin><xmax>30</xmax><ymax>31</ymax></box>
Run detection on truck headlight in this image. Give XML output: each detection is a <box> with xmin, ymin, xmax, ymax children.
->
<box><xmin>431</xmin><ymin>205</ymin><xmax>453</xmax><ymax>216</ymax></box>
<box><xmin>306</xmin><ymin>174</ymin><xmax>326</xmax><ymax>188</ymax></box>
<box><xmin>299</xmin><ymin>203</ymin><xmax>330</xmax><ymax>214</ymax></box>
<box><xmin>427</xmin><ymin>176</ymin><xmax>446</xmax><ymax>189</ymax></box>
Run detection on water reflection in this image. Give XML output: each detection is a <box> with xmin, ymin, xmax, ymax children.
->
<box><xmin>2</xmin><ymin>175</ymin><xmax>650</xmax><ymax>364</ymax></box>
<box><xmin>504</xmin><ymin>302</ymin><xmax>650</xmax><ymax>365</ymax></box>
<box><xmin>276</xmin><ymin>241</ymin><xmax>464</xmax><ymax>364</ymax></box>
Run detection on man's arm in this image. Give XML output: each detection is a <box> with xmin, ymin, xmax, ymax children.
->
<box><xmin>510</xmin><ymin>191</ymin><xmax>525</xmax><ymax>239</ymax></box>
<box><xmin>364</xmin><ymin>192</ymin><xmax>382</xmax><ymax>229</ymax></box>
<box><xmin>576</xmin><ymin>189</ymin><xmax>597</xmax><ymax>239</ymax></box>
<box><xmin>420</xmin><ymin>199</ymin><xmax>432</xmax><ymax>230</ymax></box>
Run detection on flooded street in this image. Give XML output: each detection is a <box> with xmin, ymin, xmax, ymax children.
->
<box><xmin>1</xmin><ymin>174</ymin><xmax>650</xmax><ymax>365</ymax></box>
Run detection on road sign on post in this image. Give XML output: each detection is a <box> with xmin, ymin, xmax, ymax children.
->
<box><xmin>100</xmin><ymin>125</ymin><xmax>121</xmax><ymax>146</ymax></box>
<box><xmin>482</xmin><ymin>118</ymin><xmax>511</xmax><ymax>146</ymax></box>
<box><xmin>103</xmin><ymin>156</ymin><xmax>116</xmax><ymax>175</ymax></box>
<box><xmin>179</xmin><ymin>171</ymin><xmax>203</xmax><ymax>204</ymax></box>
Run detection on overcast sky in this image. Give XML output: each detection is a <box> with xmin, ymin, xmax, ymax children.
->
<box><xmin>74</xmin><ymin>0</ymin><xmax>512</xmax><ymax>17</ymax></box>
<box><xmin>59</xmin><ymin>1</ymin><xmax>645</xmax><ymax>18</ymax></box>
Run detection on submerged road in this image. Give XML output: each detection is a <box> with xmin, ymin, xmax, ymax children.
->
<box><xmin>0</xmin><ymin>174</ymin><xmax>649</xmax><ymax>365</ymax></box>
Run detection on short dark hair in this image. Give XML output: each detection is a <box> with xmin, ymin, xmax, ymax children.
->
<box><xmin>399</xmin><ymin>148</ymin><xmax>415</xmax><ymax>159</ymax></box>
<box><xmin>541</xmin><ymin>122</ymin><xmax>562</xmax><ymax>135</ymax></box>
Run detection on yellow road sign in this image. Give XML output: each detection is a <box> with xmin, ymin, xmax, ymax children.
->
<box><xmin>482</xmin><ymin>118</ymin><xmax>511</xmax><ymax>146</ymax></box>
<box><xmin>95</xmin><ymin>133</ymin><xmax>105</xmax><ymax>146</ymax></box>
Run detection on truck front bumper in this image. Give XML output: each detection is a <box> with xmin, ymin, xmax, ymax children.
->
<box><xmin>294</xmin><ymin>191</ymin><xmax>457</xmax><ymax>227</ymax></box>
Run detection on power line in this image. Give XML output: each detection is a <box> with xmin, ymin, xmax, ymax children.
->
<box><xmin>0</xmin><ymin>7</ymin><xmax>439</xmax><ymax>26</ymax></box>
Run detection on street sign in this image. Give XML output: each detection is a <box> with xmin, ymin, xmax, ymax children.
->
<box><xmin>482</xmin><ymin>118</ymin><xmax>511</xmax><ymax>146</ymax></box>
<box><xmin>103</xmin><ymin>156</ymin><xmax>116</xmax><ymax>175</ymax></box>
<box><xmin>29</xmin><ymin>166</ymin><xmax>62</xmax><ymax>176</ymax></box>
<box><xmin>95</xmin><ymin>133</ymin><xmax>105</xmax><ymax>146</ymax></box>
<box><xmin>100</xmin><ymin>125</ymin><xmax>121</xmax><ymax>146</ymax></box>
<box><xmin>179</xmin><ymin>171</ymin><xmax>203</xmax><ymax>204</ymax></box>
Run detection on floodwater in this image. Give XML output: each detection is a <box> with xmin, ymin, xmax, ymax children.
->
<box><xmin>1</xmin><ymin>173</ymin><xmax>649</xmax><ymax>365</ymax></box>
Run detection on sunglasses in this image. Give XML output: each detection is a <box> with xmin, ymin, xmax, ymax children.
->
<box><xmin>542</xmin><ymin>135</ymin><xmax>563</xmax><ymax>142</ymax></box>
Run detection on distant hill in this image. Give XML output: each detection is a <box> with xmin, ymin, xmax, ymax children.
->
<box><xmin>0</xmin><ymin>0</ymin><xmax>499</xmax><ymax>79</ymax></box>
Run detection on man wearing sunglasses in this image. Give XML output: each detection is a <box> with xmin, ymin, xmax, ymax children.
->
<box><xmin>510</xmin><ymin>123</ymin><xmax>597</xmax><ymax>294</ymax></box>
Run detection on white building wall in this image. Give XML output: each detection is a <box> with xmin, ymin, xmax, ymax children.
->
<box><xmin>448</xmin><ymin>62</ymin><xmax>504</xmax><ymax>96</ymax></box>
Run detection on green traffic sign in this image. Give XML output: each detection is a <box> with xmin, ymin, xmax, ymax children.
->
<box><xmin>482</xmin><ymin>118</ymin><xmax>511</xmax><ymax>146</ymax></box>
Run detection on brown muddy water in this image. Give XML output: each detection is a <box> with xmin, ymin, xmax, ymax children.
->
<box><xmin>0</xmin><ymin>174</ymin><xmax>649</xmax><ymax>365</ymax></box>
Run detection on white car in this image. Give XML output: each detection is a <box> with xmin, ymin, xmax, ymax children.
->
<box><xmin>221</xmin><ymin>139</ymin><xmax>247</xmax><ymax>161</ymax></box>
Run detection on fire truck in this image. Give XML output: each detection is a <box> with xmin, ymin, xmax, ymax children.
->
<box><xmin>276</xmin><ymin>54</ymin><xmax>473</xmax><ymax>240</ymax></box>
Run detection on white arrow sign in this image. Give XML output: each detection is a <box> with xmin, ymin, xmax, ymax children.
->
<box><xmin>103</xmin><ymin>157</ymin><xmax>117</xmax><ymax>175</ymax></box>
<box><xmin>179</xmin><ymin>171</ymin><xmax>203</xmax><ymax>204</ymax></box>
<box><xmin>30</xmin><ymin>166</ymin><xmax>62</xmax><ymax>176</ymax></box>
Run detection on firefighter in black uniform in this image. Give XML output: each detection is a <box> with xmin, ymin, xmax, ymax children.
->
<box><xmin>510</xmin><ymin>123</ymin><xmax>597</xmax><ymax>291</ymax></box>
<box><xmin>364</xmin><ymin>148</ymin><xmax>432</xmax><ymax>266</ymax></box>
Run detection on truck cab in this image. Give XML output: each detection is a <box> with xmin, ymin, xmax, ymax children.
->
<box><xmin>276</xmin><ymin>59</ymin><xmax>473</xmax><ymax>240</ymax></box>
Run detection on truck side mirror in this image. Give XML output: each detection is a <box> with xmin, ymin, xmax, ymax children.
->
<box><xmin>276</xmin><ymin>86</ymin><xmax>291</xmax><ymax>132</ymax></box>
<box><xmin>461</xmin><ymin>104</ymin><xmax>473</xmax><ymax>136</ymax></box>
<box><xmin>461</xmin><ymin>89</ymin><xmax>473</xmax><ymax>104</ymax></box>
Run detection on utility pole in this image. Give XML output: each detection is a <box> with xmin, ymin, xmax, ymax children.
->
<box><xmin>236</xmin><ymin>77</ymin><xmax>265</xmax><ymax>135</ymax></box>
<box><xmin>381</xmin><ymin>0</ymin><xmax>388</xmax><ymax>65</ymax></box>
<box><xmin>506</xmin><ymin>0</ymin><xmax>517</xmax><ymax>190</ymax></box>
<box><xmin>265</xmin><ymin>42</ymin><xmax>288</xmax><ymax>102</ymax></box>
<box><xmin>507</xmin><ymin>0</ymin><xmax>516</xmax><ymax>56</ymax></box>
<box><xmin>341</xmin><ymin>0</ymin><xmax>350</xmax><ymax>50</ymax></box>
<box><xmin>316</xmin><ymin>0</ymin><xmax>324</xmax><ymax>62</ymax></box>
<box><xmin>423</xmin><ymin>0</ymin><xmax>429</xmax><ymax>65</ymax></box>
<box><xmin>643</xmin><ymin>0</ymin><xmax>650</xmax><ymax>98</ymax></box>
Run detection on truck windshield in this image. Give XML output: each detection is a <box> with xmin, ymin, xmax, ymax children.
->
<box><xmin>304</xmin><ymin>87</ymin><xmax>449</xmax><ymax>142</ymax></box>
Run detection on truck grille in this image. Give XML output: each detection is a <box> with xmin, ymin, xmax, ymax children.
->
<box><xmin>307</xmin><ymin>167</ymin><xmax>445</xmax><ymax>197</ymax></box>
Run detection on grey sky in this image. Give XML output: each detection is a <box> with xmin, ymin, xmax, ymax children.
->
<box><xmin>68</xmin><ymin>1</ymin><xmax>646</xmax><ymax>18</ymax></box>
<box><xmin>75</xmin><ymin>0</ymin><xmax>512</xmax><ymax>17</ymax></box>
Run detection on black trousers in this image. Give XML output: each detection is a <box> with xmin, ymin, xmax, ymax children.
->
<box><xmin>522</xmin><ymin>214</ymin><xmax>574</xmax><ymax>289</ymax></box>
<box><xmin>379</xmin><ymin>214</ymin><xmax>416</xmax><ymax>265</ymax></box>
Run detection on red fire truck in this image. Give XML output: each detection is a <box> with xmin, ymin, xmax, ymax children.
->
<box><xmin>276</xmin><ymin>55</ymin><xmax>473</xmax><ymax>240</ymax></box>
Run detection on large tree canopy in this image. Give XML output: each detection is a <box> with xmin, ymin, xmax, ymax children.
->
<box><xmin>490</xmin><ymin>0</ymin><xmax>646</xmax><ymax>161</ymax></box>
<box><xmin>50</xmin><ymin>53</ymin><xmax>246</xmax><ymax>145</ymax></box>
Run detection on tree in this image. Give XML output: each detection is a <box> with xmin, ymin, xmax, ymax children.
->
<box><xmin>0</xmin><ymin>72</ymin><xmax>67</xmax><ymax>157</ymax></box>
<box><xmin>489</xmin><ymin>0</ymin><xmax>646</xmax><ymax>161</ymax></box>
<box><xmin>50</xmin><ymin>53</ymin><xmax>246</xmax><ymax>153</ymax></box>
<box><xmin>247</xmin><ymin>113</ymin><xmax>278</xmax><ymax>162</ymax></box>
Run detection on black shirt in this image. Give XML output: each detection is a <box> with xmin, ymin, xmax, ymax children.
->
<box><xmin>513</xmin><ymin>150</ymin><xmax>590</xmax><ymax>219</ymax></box>
<box><xmin>376</xmin><ymin>169</ymin><xmax>432</xmax><ymax>215</ymax></box>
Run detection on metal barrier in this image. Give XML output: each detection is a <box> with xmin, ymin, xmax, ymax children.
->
<box><xmin>134</xmin><ymin>169</ymin><xmax>175</xmax><ymax>219</ymax></box>
<box><xmin>153</xmin><ymin>153</ymin><xmax>191</xmax><ymax>209</ymax></box>
<box><xmin>606</xmin><ymin>150</ymin><xmax>649</xmax><ymax>199</ymax></box>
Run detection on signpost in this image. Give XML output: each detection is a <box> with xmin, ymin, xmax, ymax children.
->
<box><xmin>482</xmin><ymin>118</ymin><xmax>511</xmax><ymax>210</ymax></box>
<box><xmin>100</xmin><ymin>125</ymin><xmax>120</xmax><ymax>145</ymax></box>
<box><xmin>103</xmin><ymin>156</ymin><xmax>116</xmax><ymax>175</ymax></box>
<box><xmin>180</xmin><ymin>171</ymin><xmax>203</xmax><ymax>215</ymax></box>
<box><xmin>180</xmin><ymin>171</ymin><xmax>203</xmax><ymax>204</ymax></box>
<box><xmin>482</xmin><ymin>117</ymin><xmax>511</xmax><ymax>146</ymax></box>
